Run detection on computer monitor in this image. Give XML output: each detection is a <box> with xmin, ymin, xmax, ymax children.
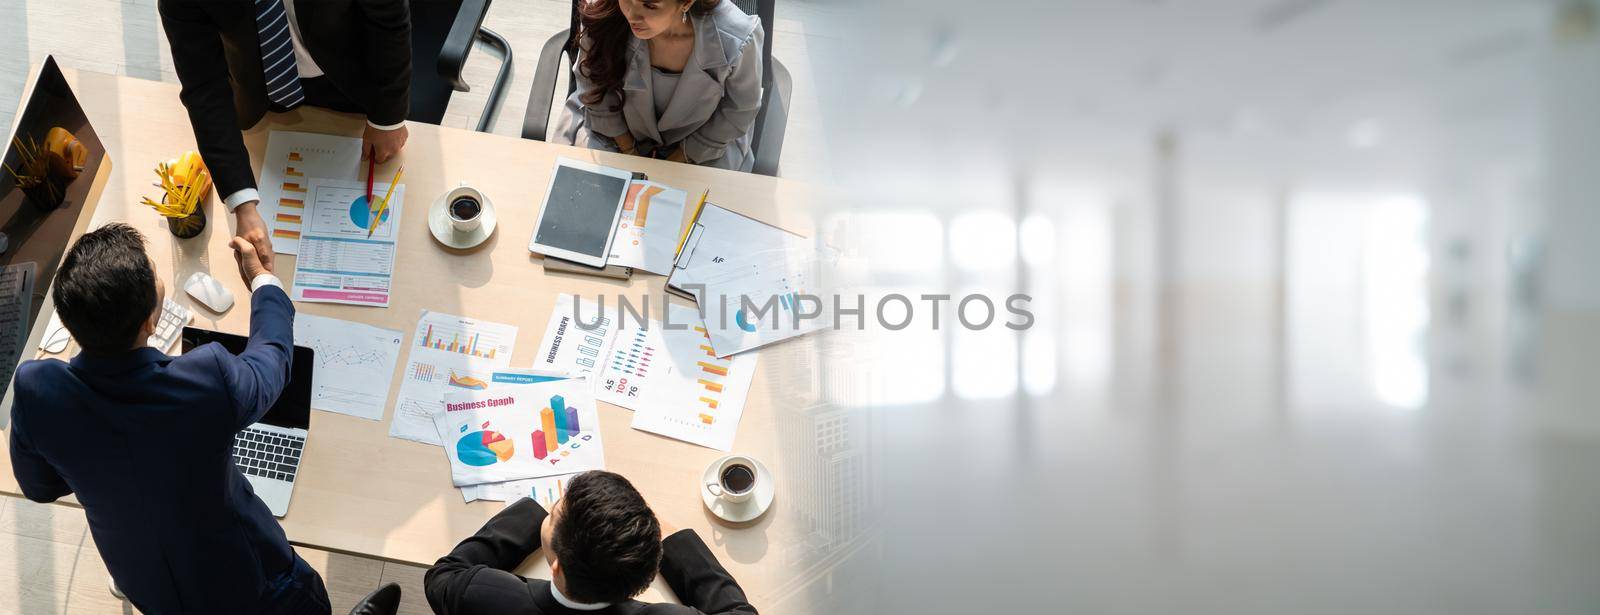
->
<box><xmin>0</xmin><ymin>56</ymin><xmax>113</xmax><ymax>427</ymax></box>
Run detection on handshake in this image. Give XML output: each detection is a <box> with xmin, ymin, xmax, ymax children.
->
<box><xmin>228</xmin><ymin>201</ymin><xmax>275</xmax><ymax>287</ymax></box>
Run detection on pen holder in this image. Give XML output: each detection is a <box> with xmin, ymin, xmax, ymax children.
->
<box><xmin>164</xmin><ymin>191</ymin><xmax>207</xmax><ymax>239</ymax></box>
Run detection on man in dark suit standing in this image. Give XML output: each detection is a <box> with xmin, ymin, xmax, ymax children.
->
<box><xmin>8</xmin><ymin>223</ymin><xmax>326</xmax><ymax>614</ymax></box>
<box><xmin>426</xmin><ymin>471</ymin><xmax>759</xmax><ymax>615</ymax></box>
<box><xmin>159</xmin><ymin>0</ymin><xmax>412</xmax><ymax>273</ymax></box>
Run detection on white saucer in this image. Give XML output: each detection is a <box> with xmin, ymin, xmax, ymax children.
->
<box><xmin>700</xmin><ymin>456</ymin><xmax>775</xmax><ymax>524</ymax></box>
<box><xmin>428</xmin><ymin>191</ymin><xmax>497</xmax><ymax>250</ymax></box>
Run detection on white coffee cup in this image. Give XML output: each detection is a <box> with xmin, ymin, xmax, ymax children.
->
<box><xmin>445</xmin><ymin>184</ymin><xmax>486</xmax><ymax>233</ymax></box>
<box><xmin>706</xmin><ymin>456</ymin><xmax>758</xmax><ymax>504</ymax></box>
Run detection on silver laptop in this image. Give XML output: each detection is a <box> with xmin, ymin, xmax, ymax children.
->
<box><xmin>182</xmin><ymin>327</ymin><xmax>313</xmax><ymax>518</ymax></box>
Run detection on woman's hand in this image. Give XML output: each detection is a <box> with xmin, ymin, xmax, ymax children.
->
<box><xmin>666</xmin><ymin>146</ymin><xmax>688</xmax><ymax>163</ymax></box>
<box><xmin>614</xmin><ymin>133</ymin><xmax>638</xmax><ymax>155</ymax></box>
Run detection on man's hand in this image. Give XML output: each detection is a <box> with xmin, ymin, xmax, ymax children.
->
<box><xmin>230</xmin><ymin>237</ymin><xmax>268</xmax><ymax>287</ymax></box>
<box><xmin>364</xmin><ymin>124</ymin><xmax>408</xmax><ymax>164</ymax></box>
<box><xmin>666</xmin><ymin>146</ymin><xmax>688</xmax><ymax>163</ymax></box>
<box><xmin>234</xmin><ymin>202</ymin><xmax>276</xmax><ymax>274</ymax></box>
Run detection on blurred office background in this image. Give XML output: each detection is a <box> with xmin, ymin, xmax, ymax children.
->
<box><xmin>803</xmin><ymin>0</ymin><xmax>1600</xmax><ymax>613</ymax></box>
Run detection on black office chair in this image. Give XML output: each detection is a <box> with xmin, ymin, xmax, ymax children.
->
<box><xmin>520</xmin><ymin>0</ymin><xmax>791</xmax><ymax>176</ymax></box>
<box><xmin>409</xmin><ymin>0</ymin><xmax>514</xmax><ymax>132</ymax></box>
<box><xmin>347</xmin><ymin>582</ymin><xmax>402</xmax><ymax>615</ymax></box>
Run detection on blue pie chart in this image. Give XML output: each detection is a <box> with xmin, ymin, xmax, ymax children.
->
<box><xmin>735</xmin><ymin>309</ymin><xmax>758</xmax><ymax>332</ymax></box>
<box><xmin>348</xmin><ymin>195</ymin><xmax>390</xmax><ymax>229</ymax></box>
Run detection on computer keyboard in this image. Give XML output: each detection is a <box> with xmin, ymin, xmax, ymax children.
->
<box><xmin>148</xmin><ymin>297</ymin><xmax>192</xmax><ymax>352</ymax></box>
<box><xmin>232</xmin><ymin>428</ymin><xmax>304</xmax><ymax>482</ymax></box>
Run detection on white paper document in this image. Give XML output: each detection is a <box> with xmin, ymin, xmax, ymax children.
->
<box><xmin>256</xmin><ymin>131</ymin><xmax>363</xmax><ymax>254</ymax></box>
<box><xmin>0</xmin><ymin>262</ymin><xmax>36</xmax><ymax>388</ymax></box>
<box><xmin>596</xmin><ymin>303</ymin><xmax>757</xmax><ymax>451</ymax></box>
<box><xmin>695</xmin><ymin>246</ymin><xmax>831</xmax><ymax>357</ymax></box>
<box><xmin>388</xmin><ymin>311</ymin><xmax>518</xmax><ymax>444</ymax></box>
<box><xmin>608</xmin><ymin>181</ymin><xmax>688</xmax><ymax>275</ymax></box>
<box><xmin>433</xmin><ymin>376</ymin><xmax>605</xmax><ymax>486</ymax></box>
<box><xmin>668</xmin><ymin>202</ymin><xmax>811</xmax><ymax>293</ymax></box>
<box><xmin>531</xmin><ymin>294</ymin><xmax>618</xmax><ymax>378</ymax></box>
<box><xmin>291</xmin><ymin>178</ymin><xmax>404</xmax><ymax>307</ymax></box>
<box><xmin>292</xmin><ymin>314</ymin><xmax>404</xmax><ymax>421</ymax></box>
<box><xmin>462</xmin><ymin>472</ymin><xmax>579</xmax><ymax>505</ymax></box>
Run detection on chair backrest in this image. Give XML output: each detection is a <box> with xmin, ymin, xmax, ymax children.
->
<box><xmin>563</xmin><ymin>0</ymin><xmax>777</xmax><ymax>152</ymax></box>
<box><xmin>410</xmin><ymin>0</ymin><xmax>467</xmax><ymax>124</ymax></box>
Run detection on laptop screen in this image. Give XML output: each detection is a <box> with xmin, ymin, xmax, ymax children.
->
<box><xmin>180</xmin><ymin>327</ymin><xmax>313</xmax><ymax>430</ymax></box>
<box><xmin>0</xmin><ymin>56</ymin><xmax>107</xmax><ymax>403</ymax></box>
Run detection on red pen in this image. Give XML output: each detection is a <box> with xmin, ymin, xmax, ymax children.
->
<box><xmin>365</xmin><ymin>150</ymin><xmax>375</xmax><ymax>211</ymax></box>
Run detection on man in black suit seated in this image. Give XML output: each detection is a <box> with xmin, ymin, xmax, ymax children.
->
<box><xmin>425</xmin><ymin>471</ymin><xmax>758</xmax><ymax>615</ymax></box>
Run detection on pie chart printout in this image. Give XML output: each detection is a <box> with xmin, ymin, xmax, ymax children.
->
<box><xmin>348</xmin><ymin>195</ymin><xmax>391</xmax><ymax>230</ymax></box>
<box><xmin>457</xmin><ymin>429</ymin><xmax>515</xmax><ymax>466</ymax></box>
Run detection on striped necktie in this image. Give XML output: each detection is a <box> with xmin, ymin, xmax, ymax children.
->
<box><xmin>255</xmin><ymin>0</ymin><xmax>305</xmax><ymax>109</ymax></box>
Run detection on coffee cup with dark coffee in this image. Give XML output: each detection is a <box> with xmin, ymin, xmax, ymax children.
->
<box><xmin>445</xmin><ymin>185</ymin><xmax>486</xmax><ymax>233</ymax></box>
<box><xmin>706</xmin><ymin>455</ymin><xmax>759</xmax><ymax>504</ymax></box>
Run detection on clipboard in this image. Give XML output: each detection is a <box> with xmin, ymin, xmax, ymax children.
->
<box><xmin>666</xmin><ymin>202</ymin><xmax>809</xmax><ymax>299</ymax></box>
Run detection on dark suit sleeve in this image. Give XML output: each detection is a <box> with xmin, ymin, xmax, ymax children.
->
<box><xmin>659</xmin><ymin>530</ymin><xmax>758</xmax><ymax>615</ymax></box>
<box><xmin>425</xmin><ymin>498</ymin><xmax>549</xmax><ymax>614</ymax></box>
<box><xmin>213</xmin><ymin>285</ymin><xmax>296</xmax><ymax>431</ymax></box>
<box><xmin>9</xmin><ymin>399</ymin><xmax>72</xmax><ymax>503</ymax></box>
<box><xmin>158</xmin><ymin>0</ymin><xmax>257</xmax><ymax>199</ymax></box>
<box><xmin>355</xmin><ymin>0</ymin><xmax>411</xmax><ymax>125</ymax></box>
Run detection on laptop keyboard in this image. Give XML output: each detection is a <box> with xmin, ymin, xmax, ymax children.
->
<box><xmin>232</xmin><ymin>427</ymin><xmax>304</xmax><ymax>482</ymax></box>
<box><xmin>148</xmin><ymin>297</ymin><xmax>191</xmax><ymax>352</ymax></box>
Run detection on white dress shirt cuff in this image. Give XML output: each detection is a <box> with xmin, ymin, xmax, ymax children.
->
<box><xmin>249</xmin><ymin>273</ymin><xmax>284</xmax><ymax>293</ymax></box>
<box><xmin>366</xmin><ymin>119</ymin><xmax>406</xmax><ymax>131</ymax></box>
<box><xmin>224</xmin><ymin>188</ymin><xmax>261</xmax><ymax>213</ymax></box>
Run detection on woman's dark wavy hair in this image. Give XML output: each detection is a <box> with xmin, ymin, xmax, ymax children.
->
<box><xmin>578</xmin><ymin>0</ymin><xmax>723</xmax><ymax>106</ymax></box>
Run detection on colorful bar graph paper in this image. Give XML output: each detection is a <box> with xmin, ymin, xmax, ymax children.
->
<box><xmin>541</xmin><ymin>408</ymin><xmax>557</xmax><ymax>453</ymax></box>
<box><xmin>698</xmin><ymin>361</ymin><xmax>729</xmax><ymax>377</ymax></box>
<box><xmin>552</xmin><ymin>407</ymin><xmax>568</xmax><ymax>445</ymax></box>
<box><xmin>698</xmin><ymin>379</ymin><xmax>724</xmax><ymax>393</ymax></box>
<box><xmin>552</xmin><ymin>395</ymin><xmax>569</xmax><ymax>443</ymax></box>
<box><xmin>532</xmin><ymin>430</ymin><xmax>548</xmax><ymax>460</ymax></box>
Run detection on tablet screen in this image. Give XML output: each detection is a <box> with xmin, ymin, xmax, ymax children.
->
<box><xmin>534</xmin><ymin>164</ymin><xmax>630</xmax><ymax>259</ymax></box>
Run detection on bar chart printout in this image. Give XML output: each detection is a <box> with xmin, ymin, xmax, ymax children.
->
<box><xmin>389</xmin><ymin>310</ymin><xmax>518</xmax><ymax>445</ymax></box>
<box><xmin>255</xmin><ymin>131</ymin><xmax>363</xmax><ymax>254</ymax></box>
<box><xmin>597</xmin><ymin>303</ymin><xmax>758</xmax><ymax>451</ymax></box>
<box><xmin>433</xmin><ymin>377</ymin><xmax>605</xmax><ymax>486</ymax></box>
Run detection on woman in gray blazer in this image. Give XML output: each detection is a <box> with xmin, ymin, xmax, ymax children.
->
<box><xmin>555</xmin><ymin>0</ymin><xmax>764</xmax><ymax>172</ymax></box>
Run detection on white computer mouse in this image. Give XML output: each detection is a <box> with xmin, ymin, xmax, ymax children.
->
<box><xmin>184</xmin><ymin>271</ymin><xmax>235</xmax><ymax>313</ymax></box>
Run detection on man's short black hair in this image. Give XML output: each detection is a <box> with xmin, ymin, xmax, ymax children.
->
<box><xmin>551</xmin><ymin>470</ymin><xmax>662</xmax><ymax>603</ymax></box>
<box><xmin>52</xmin><ymin>223</ymin><xmax>156</xmax><ymax>353</ymax></box>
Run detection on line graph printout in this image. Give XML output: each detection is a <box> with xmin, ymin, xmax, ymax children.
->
<box><xmin>389</xmin><ymin>310</ymin><xmax>518</xmax><ymax>444</ymax></box>
<box><xmin>293</xmin><ymin>314</ymin><xmax>404</xmax><ymax>420</ymax></box>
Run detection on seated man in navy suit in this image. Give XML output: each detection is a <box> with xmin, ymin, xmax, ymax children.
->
<box><xmin>8</xmin><ymin>223</ymin><xmax>329</xmax><ymax>614</ymax></box>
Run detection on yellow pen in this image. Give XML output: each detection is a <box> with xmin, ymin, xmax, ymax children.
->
<box><xmin>367</xmin><ymin>166</ymin><xmax>403</xmax><ymax>238</ymax></box>
<box><xmin>675</xmin><ymin>188</ymin><xmax>709</xmax><ymax>258</ymax></box>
